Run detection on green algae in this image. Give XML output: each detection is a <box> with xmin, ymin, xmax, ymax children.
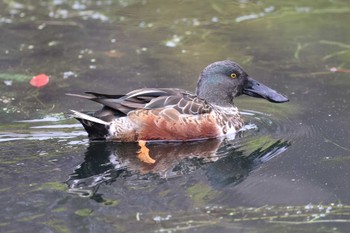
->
<box><xmin>18</xmin><ymin>213</ymin><xmax>45</xmax><ymax>222</ymax></box>
<box><xmin>38</xmin><ymin>182</ymin><xmax>67</xmax><ymax>191</ymax></box>
<box><xmin>42</xmin><ymin>219</ymin><xmax>71</xmax><ymax>233</ymax></box>
<box><xmin>187</xmin><ymin>183</ymin><xmax>217</xmax><ymax>207</ymax></box>
<box><xmin>74</xmin><ymin>208</ymin><xmax>94</xmax><ymax>217</ymax></box>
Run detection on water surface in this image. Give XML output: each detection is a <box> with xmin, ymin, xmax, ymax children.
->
<box><xmin>1</xmin><ymin>0</ymin><xmax>350</xmax><ymax>232</ymax></box>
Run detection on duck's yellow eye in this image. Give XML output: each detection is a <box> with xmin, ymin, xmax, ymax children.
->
<box><xmin>230</xmin><ymin>73</ymin><xmax>237</xmax><ymax>79</ymax></box>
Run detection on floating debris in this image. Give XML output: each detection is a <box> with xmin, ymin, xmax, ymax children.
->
<box><xmin>235</xmin><ymin>13</ymin><xmax>264</xmax><ymax>23</ymax></box>
<box><xmin>105</xmin><ymin>49</ymin><xmax>124</xmax><ymax>58</ymax></box>
<box><xmin>0</xmin><ymin>96</ymin><xmax>15</xmax><ymax>103</ymax></box>
<box><xmin>3</xmin><ymin>80</ymin><xmax>13</xmax><ymax>86</ymax></box>
<box><xmin>235</xmin><ymin>6</ymin><xmax>275</xmax><ymax>23</ymax></box>
<box><xmin>63</xmin><ymin>71</ymin><xmax>78</xmax><ymax>79</ymax></box>
<box><xmin>30</xmin><ymin>74</ymin><xmax>49</xmax><ymax>88</ymax></box>
<box><xmin>153</xmin><ymin>214</ymin><xmax>172</xmax><ymax>223</ymax></box>
<box><xmin>164</xmin><ymin>35</ymin><xmax>183</xmax><ymax>48</ymax></box>
<box><xmin>330</xmin><ymin>67</ymin><xmax>350</xmax><ymax>73</ymax></box>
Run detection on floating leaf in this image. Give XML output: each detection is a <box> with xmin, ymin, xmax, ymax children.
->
<box><xmin>30</xmin><ymin>74</ymin><xmax>49</xmax><ymax>88</ymax></box>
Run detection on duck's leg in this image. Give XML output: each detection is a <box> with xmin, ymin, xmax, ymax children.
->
<box><xmin>137</xmin><ymin>140</ymin><xmax>155</xmax><ymax>164</ymax></box>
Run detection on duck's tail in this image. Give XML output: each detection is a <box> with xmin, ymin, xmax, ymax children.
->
<box><xmin>70</xmin><ymin>110</ymin><xmax>110</xmax><ymax>140</ymax></box>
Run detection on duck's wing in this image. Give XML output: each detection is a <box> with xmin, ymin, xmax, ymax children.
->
<box><xmin>116</xmin><ymin>88</ymin><xmax>213</xmax><ymax>115</ymax></box>
<box><xmin>144</xmin><ymin>93</ymin><xmax>212</xmax><ymax>115</ymax></box>
<box><xmin>68</xmin><ymin>88</ymin><xmax>212</xmax><ymax>116</ymax></box>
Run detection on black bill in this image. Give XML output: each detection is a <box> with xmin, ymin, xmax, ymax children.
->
<box><xmin>243</xmin><ymin>77</ymin><xmax>289</xmax><ymax>103</ymax></box>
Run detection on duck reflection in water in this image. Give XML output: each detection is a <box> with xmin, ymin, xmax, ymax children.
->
<box><xmin>66</xmin><ymin>136</ymin><xmax>290</xmax><ymax>198</ymax></box>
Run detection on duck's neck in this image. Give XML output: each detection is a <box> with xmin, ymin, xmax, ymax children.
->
<box><xmin>196</xmin><ymin>88</ymin><xmax>234</xmax><ymax>107</ymax></box>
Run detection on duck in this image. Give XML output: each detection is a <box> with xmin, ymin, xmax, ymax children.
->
<box><xmin>68</xmin><ymin>60</ymin><xmax>288</xmax><ymax>142</ymax></box>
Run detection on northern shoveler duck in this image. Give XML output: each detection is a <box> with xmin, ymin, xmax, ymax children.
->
<box><xmin>69</xmin><ymin>60</ymin><xmax>288</xmax><ymax>142</ymax></box>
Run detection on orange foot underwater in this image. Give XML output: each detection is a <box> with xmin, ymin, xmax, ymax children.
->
<box><xmin>137</xmin><ymin>140</ymin><xmax>155</xmax><ymax>164</ymax></box>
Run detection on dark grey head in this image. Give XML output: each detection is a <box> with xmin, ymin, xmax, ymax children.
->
<box><xmin>196</xmin><ymin>60</ymin><xmax>289</xmax><ymax>106</ymax></box>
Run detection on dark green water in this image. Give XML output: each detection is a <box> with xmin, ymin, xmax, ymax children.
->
<box><xmin>1</xmin><ymin>0</ymin><xmax>350</xmax><ymax>232</ymax></box>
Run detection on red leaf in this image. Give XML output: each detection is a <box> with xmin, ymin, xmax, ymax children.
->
<box><xmin>30</xmin><ymin>74</ymin><xmax>49</xmax><ymax>88</ymax></box>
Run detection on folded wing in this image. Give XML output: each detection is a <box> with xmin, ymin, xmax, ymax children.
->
<box><xmin>68</xmin><ymin>88</ymin><xmax>212</xmax><ymax>119</ymax></box>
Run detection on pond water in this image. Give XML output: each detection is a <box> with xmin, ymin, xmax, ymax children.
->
<box><xmin>1</xmin><ymin>0</ymin><xmax>350</xmax><ymax>232</ymax></box>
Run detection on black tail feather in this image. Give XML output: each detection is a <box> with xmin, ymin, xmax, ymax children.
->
<box><xmin>76</xmin><ymin>118</ymin><xmax>109</xmax><ymax>140</ymax></box>
<box><xmin>69</xmin><ymin>110</ymin><xmax>110</xmax><ymax>140</ymax></box>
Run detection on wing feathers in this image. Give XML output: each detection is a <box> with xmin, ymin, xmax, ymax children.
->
<box><xmin>68</xmin><ymin>88</ymin><xmax>212</xmax><ymax>116</ymax></box>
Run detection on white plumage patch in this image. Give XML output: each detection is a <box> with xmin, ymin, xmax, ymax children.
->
<box><xmin>70</xmin><ymin>110</ymin><xmax>109</xmax><ymax>125</ymax></box>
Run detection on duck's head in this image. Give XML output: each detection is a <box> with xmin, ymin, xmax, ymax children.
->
<box><xmin>196</xmin><ymin>60</ymin><xmax>289</xmax><ymax>106</ymax></box>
